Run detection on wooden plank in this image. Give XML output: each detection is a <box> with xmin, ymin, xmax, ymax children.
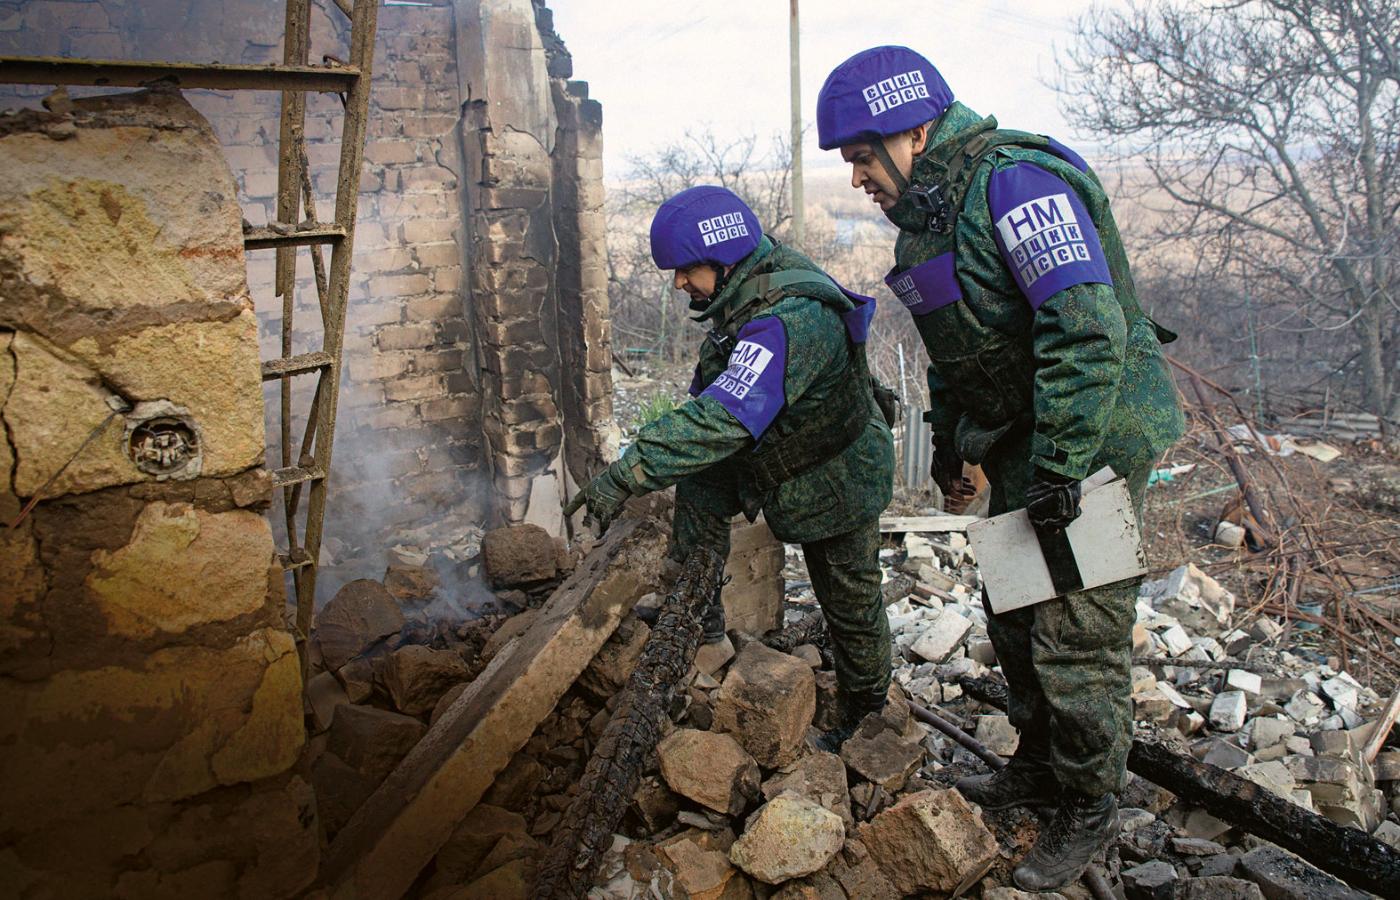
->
<box><xmin>320</xmin><ymin>519</ymin><xmax>669</xmax><ymax>900</ymax></box>
<box><xmin>879</xmin><ymin>515</ymin><xmax>979</xmax><ymax>533</ymax></box>
<box><xmin>0</xmin><ymin>55</ymin><xmax>358</xmax><ymax>92</ymax></box>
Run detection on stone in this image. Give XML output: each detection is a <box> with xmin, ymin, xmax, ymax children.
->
<box><xmin>632</xmin><ymin>776</ymin><xmax>681</xmax><ymax>832</ymax></box>
<box><xmin>984</xmin><ymin>888</ymin><xmax>1064</xmax><ymax>900</ymax></box>
<box><xmin>481</xmin><ymin>523</ymin><xmax>559</xmax><ymax>588</ymax></box>
<box><xmin>327</xmin><ymin>704</ymin><xmax>427</xmax><ymax>782</ymax></box>
<box><xmin>1171</xmin><ymin>837</ymin><xmax>1227</xmax><ymax>856</ymax></box>
<box><xmin>432</xmin><ymin>805</ymin><xmax>529</xmax><ymax>885</ymax></box>
<box><xmin>792</xmin><ymin>644</ymin><xmax>823</xmax><ymax>668</ymax></box>
<box><xmin>657</xmin><ymin>729</ymin><xmax>760</xmax><ymax>816</ymax></box>
<box><xmin>307</xmin><ymin>670</ymin><xmax>350</xmax><ymax>734</ymax></box>
<box><xmin>1373</xmin><ymin>751</ymin><xmax>1400</xmax><ymax>781</ymax></box>
<box><xmin>1216</xmin><ymin>521</ymin><xmax>1247</xmax><ymax>547</ymax></box>
<box><xmin>858</xmin><ymin>789</ymin><xmax>997</xmax><ymax>897</ymax></box>
<box><xmin>482</xmin><ymin>608</ymin><xmax>540</xmax><ymax>659</ymax></box>
<box><xmin>1227</xmin><ymin>669</ymin><xmax>1263</xmax><ymax>695</ymax></box>
<box><xmin>322</xmin><ymin>521</ymin><xmax>666</xmax><ymax>899</ymax></box>
<box><xmin>1201</xmin><ymin>739</ymin><xmax>1253</xmax><ymax>770</ymax></box>
<box><xmin>661</xmin><ymin>835</ymin><xmax>744</xmax><ymax>900</ymax></box>
<box><xmin>1136</xmin><ymin>684</ymin><xmax>1178</xmax><ymax>724</ymax></box>
<box><xmin>1173</xmin><ymin>876</ymin><xmax>1264</xmax><ymax>899</ymax></box>
<box><xmin>1238</xmin><ymin>846</ymin><xmax>1369</xmax><ymax>900</ymax></box>
<box><xmin>338</xmin><ymin>657</ymin><xmax>376</xmax><ymax>704</ymax></box>
<box><xmin>315</xmin><ymin>579</ymin><xmax>406</xmax><ymax>670</ymax></box>
<box><xmin>313</xmin><ymin>752</ymin><xmax>379</xmax><ymax>839</ymax></box>
<box><xmin>1211</xmin><ymin>691</ymin><xmax>1249</xmax><ymax>731</ymax></box>
<box><xmin>713</xmin><ymin>643</ymin><xmax>816</xmax><ymax>768</ymax></box>
<box><xmin>972</xmin><ymin>715</ymin><xmax>1020</xmax><ymax>756</ymax></box>
<box><xmin>578</xmin><ymin>614</ymin><xmax>649</xmax><ymax>700</ymax></box>
<box><xmin>1237</xmin><ymin>761</ymin><xmax>1296</xmax><ymax>800</ymax></box>
<box><xmin>1249</xmin><ymin>617</ymin><xmax>1284</xmax><ymax>642</ymax></box>
<box><xmin>839</xmin><ymin>718</ymin><xmax>925</xmax><ymax>793</ymax></box>
<box><xmin>457</xmin><ymin>858</ymin><xmax>529</xmax><ymax>899</ymax></box>
<box><xmin>729</xmin><ymin>794</ymin><xmax>845</xmax><ymax>884</ymax></box>
<box><xmin>382</xmin><ymin>644</ymin><xmax>470</xmax><ymax>717</ymax></box>
<box><xmin>1248</xmin><ymin>717</ymin><xmax>1294</xmax><ymax>751</ymax></box>
<box><xmin>483</xmin><ymin>754</ymin><xmax>546</xmax><ymax>810</ymax></box>
<box><xmin>721</xmin><ymin>517</ymin><xmax>785</xmax><ymax>636</ymax></box>
<box><xmin>383</xmin><ymin>562</ymin><xmax>440</xmax><ymax>603</ymax></box>
<box><xmin>1284</xmin><ymin>690</ymin><xmax>1327</xmax><ymax>725</ymax></box>
<box><xmin>772</xmin><ymin>872</ymin><xmax>847</xmax><ymax>900</ymax></box>
<box><xmin>1148</xmin><ymin>563</ymin><xmax>1235</xmax><ymax>631</ymax></box>
<box><xmin>694</xmin><ymin>635</ymin><xmax>736</xmax><ymax>677</ymax></box>
<box><xmin>1308</xmin><ymin>729</ymin><xmax>1356</xmax><ymax>759</ymax></box>
<box><xmin>1320</xmin><ymin>675</ymin><xmax>1360</xmax><ymax>711</ymax></box>
<box><xmin>1372</xmin><ymin>820</ymin><xmax>1400</xmax><ymax>849</ymax></box>
<box><xmin>1122</xmin><ymin>859</ymin><xmax>1177</xmax><ymax>899</ymax></box>
<box><xmin>1161</xmin><ymin>625</ymin><xmax>1193</xmax><ymax>657</ymax></box>
<box><xmin>763</xmin><ymin>752</ymin><xmax>852</xmax><ymax>826</ymax></box>
<box><xmin>909</xmin><ymin>609</ymin><xmax>974</xmax><ymax>663</ymax></box>
<box><xmin>967</xmin><ymin>638</ymin><xmax>997</xmax><ymax>666</ymax></box>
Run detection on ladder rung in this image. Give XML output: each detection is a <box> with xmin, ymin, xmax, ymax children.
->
<box><xmin>243</xmin><ymin>224</ymin><xmax>346</xmax><ymax>250</ymax></box>
<box><xmin>279</xmin><ymin>549</ymin><xmax>315</xmax><ymax>571</ymax></box>
<box><xmin>271</xmin><ymin>465</ymin><xmax>325</xmax><ymax>488</ymax></box>
<box><xmin>262</xmin><ymin>351</ymin><xmax>333</xmax><ymax>380</ymax></box>
<box><xmin>0</xmin><ymin>56</ymin><xmax>360</xmax><ymax>93</ymax></box>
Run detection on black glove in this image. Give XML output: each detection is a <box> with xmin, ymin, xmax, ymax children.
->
<box><xmin>1025</xmin><ymin>467</ymin><xmax>1082</xmax><ymax>531</ymax></box>
<box><xmin>929</xmin><ymin>435</ymin><xmax>964</xmax><ymax>498</ymax></box>
<box><xmin>563</xmin><ymin>461</ymin><xmax>636</xmax><ymax>532</ymax></box>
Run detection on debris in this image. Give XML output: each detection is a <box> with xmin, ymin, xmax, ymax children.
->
<box><xmin>314</xmin><ymin>578</ymin><xmax>406</xmax><ymax>670</ymax></box>
<box><xmin>910</xmin><ymin>608</ymin><xmax>974</xmax><ymax>663</ymax></box>
<box><xmin>1209</xmin><ymin>691</ymin><xmax>1249</xmax><ymax>732</ymax></box>
<box><xmin>694</xmin><ymin>635</ymin><xmax>736</xmax><ymax>677</ymax></box>
<box><xmin>323</xmin><ymin>519</ymin><xmax>667</xmax><ymax>900</ymax></box>
<box><xmin>858</xmin><ymin>789</ymin><xmax>998</xmax><ymax>897</ymax></box>
<box><xmin>972</xmin><ymin>715</ymin><xmax>1020</xmax><ymax>756</ymax></box>
<box><xmin>761</xmin><ymin>752</ymin><xmax>852</xmax><ymax>826</ymax></box>
<box><xmin>729</xmin><ymin>794</ymin><xmax>845</xmax><ymax>884</ymax></box>
<box><xmin>381</xmin><ymin>644</ymin><xmax>471</xmax><ymax>717</ymax></box>
<box><xmin>1121</xmin><ymin>859</ymin><xmax>1177</xmax><ymax>899</ymax></box>
<box><xmin>839</xmin><ymin>717</ymin><xmax>924</xmax><ymax>792</ymax></box>
<box><xmin>327</xmin><ymin>704</ymin><xmax>427</xmax><ymax>782</ymax></box>
<box><xmin>657</xmin><ymin>729</ymin><xmax>760</xmax><ymax>816</ymax></box>
<box><xmin>712</xmin><ymin>642</ymin><xmax>816</xmax><ymax>768</ymax></box>
<box><xmin>578</xmin><ymin>615</ymin><xmax>650</xmax><ymax>700</ymax></box>
<box><xmin>481</xmin><ymin>523</ymin><xmax>560</xmax><ymax>588</ymax></box>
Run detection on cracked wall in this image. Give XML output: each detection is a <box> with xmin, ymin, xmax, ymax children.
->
<box><xmin>0</xmin><ymin>0</ymin><xmax>616</xmax><ymax>583</ymax></box>
<box><xmin>0</xmin><ymin>90</ymin><xmax>316</xmax><ymax>900</ymax></box>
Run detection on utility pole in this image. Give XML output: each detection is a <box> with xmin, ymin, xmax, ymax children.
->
<box><xmin>789</xmin><ymin>0</ymin><xmax>804</xmax><ymax>246</ymax></box>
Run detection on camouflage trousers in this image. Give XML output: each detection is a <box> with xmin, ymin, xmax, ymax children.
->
<box><xmin>671</xmin><ymin>470</ymin><xmax>891</xmax><ymax>722</ymax></box>
<box><xmin>982</xmin><ymin>435</ymin><xmax>1151</xmax><ymax>798</ymax></box>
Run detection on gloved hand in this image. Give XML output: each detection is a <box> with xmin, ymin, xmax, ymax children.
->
<box><xmin>929</xmin><ymin>434</ymin><xmax>964</xmax><ymax>498</ymax></box>
<box><xmin>562</xmin><ymin>461</ymin><xmax>635</xmax><ymax>532</ymax></box>
<box><xmin>1025</xmin><ymin>467</ymin><xmax>1082</xmax><ymax>531</ymax></box>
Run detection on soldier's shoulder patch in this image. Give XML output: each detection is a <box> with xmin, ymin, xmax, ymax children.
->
<box><xmin>988</xmin><ymin>162</ymin><xmax>1112</xmax><ymax>309</ymax></box>
<box><xmin>700</xmin><ymin>316</ymin><xmax>787</xmax><ymax>439</ymax></box>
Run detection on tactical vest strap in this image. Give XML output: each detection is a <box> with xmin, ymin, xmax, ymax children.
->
<box><xmin>748</xmin><ymin>371</ymin><xmax>870</xmax><ymax>492</ymax></box>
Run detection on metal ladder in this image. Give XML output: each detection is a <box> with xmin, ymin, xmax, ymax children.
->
<box><xmin>0</xmin><ymin>0</ymin><xmax>381</xmax><ymax>672</ymax></box>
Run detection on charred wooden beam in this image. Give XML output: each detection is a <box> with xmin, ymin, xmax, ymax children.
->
<box><xmin>959</xmin><ymin>675</ymin><xmax>1400</xmax><ymax>897</ymax></box>
<box><xmin>535</xmin><ymin>547</ymin><xmax>727</xmax><ymax>900</ymax></box>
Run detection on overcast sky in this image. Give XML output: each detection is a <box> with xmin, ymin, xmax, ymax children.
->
<box><xmin>551</xmin><ymin>0</ymin><xmax>1128</xmax><ymax>180</ymax></box>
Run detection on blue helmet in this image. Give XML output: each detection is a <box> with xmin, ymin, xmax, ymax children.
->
<box><xmin>816</xmin><ymin>46</ymin><xmax>954</xmax><ymax>150</ymax></box>
<box><xmin>650</xmin><ymin>185</ymin><xmax>762</xmax><ymax>270</ymax></box>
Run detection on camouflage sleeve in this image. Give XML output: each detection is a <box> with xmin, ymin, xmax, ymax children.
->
<box><xmin>620</xmin><ymin>395</ymin><xmax>754</xmax><ymax>493</ymax></box>
<box><xmin>1029</xmin><ymin>281</ymin><xmax>1126</xmax><ymax>479</ymax></box>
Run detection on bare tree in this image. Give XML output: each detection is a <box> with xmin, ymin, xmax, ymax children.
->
<box><xmin>1059</xmin><ymin>0</ymin><xmax>1400</xmax><ymax>432</ymax></box>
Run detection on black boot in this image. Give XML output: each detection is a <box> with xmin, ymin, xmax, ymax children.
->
<box><xmin>700</xmin><ymin>587</ymin><xmax>726</xmax><ymax>644</ymax></box>
<box><xmin>955</xmin><ymin>754</ymin><xmax>1060</xmax><ymax>811</ymax></box>
<box><xmin>1012</xmin><ymin>791</ymin><xmax>1119</xmax><ymax>892</ymax></box>
<box><xmin>815</xmin><ymin>689</ymin><xmax>887</xmax><ymax>752</ymax></box>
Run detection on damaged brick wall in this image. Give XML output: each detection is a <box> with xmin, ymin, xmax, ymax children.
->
<box><xmin>0</xmin><ymin>91</ymin><xmax>316</xmax><ymax>899</ymax></box>
<box><xmin>0</xmin><ymin>0</ymin><xmax>616</xmax><ymax>558</ymax></box>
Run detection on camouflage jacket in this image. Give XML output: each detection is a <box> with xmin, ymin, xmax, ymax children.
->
<box><xmin>887</xmin><ymin>101</ymin><xmax>1185</xmax><ymax>480</ymax></box>
<box><xmin>619</xmin><ymin>236</ymin><xmax>894</xmax><ymax>544</ymax></box>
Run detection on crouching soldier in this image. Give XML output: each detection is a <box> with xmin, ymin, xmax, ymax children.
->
<box><xmin>816</xmin><ymin>46</ymin><xmax>1185</xmax><ymax>891</ymax></box>
<box><xmin>565</xmin><ymin>186</ymin><xmax>896</xmax><ymax>750</ymax></box>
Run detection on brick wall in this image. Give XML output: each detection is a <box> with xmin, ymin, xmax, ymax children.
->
<box><xmin>0</xmin><ymin>0</ymin><xmax>616</xmax><ymax>590</ymax></box>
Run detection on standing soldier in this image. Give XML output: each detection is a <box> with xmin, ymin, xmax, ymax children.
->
<box><xmin>565</xmin><ymin>186</ymin><xmax>897</xmax><ymax>750</ymax></box>
<box><xmin>816</xmin><ymin>46</ymin><xmax>1185</xmax><ymax>891</ymax></box>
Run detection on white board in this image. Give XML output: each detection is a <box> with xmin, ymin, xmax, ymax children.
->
<box><xmin>878</xmin><ymin>515</ymin><xmax>979</xmax><ymax>533</ymax></box>
<box><xmin>968</xmin><ymin>477</ymin><xmax>1146</xmax><ymax>614</ymax></box>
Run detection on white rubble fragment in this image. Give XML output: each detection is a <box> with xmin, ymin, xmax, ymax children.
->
<box><xmin>910</xmin><ymin>609</ymin><xmax>974</xmax><ymax>664</ymax></box>
<box><xmin>1320</xmin><ymin>674</ymin><xmax>1361</xmax><ymax>710</ymax></box>
<box><xmin>1209</xmin><ymin>691</ymin><xmax>1248</xmax><ymax>731</ymax></box>
<box><xmin>1285</xmin><ymin>690</ymin><xmax>1328</xmax><ymax>725</ymax></box>
<box><xmin>1226</xmin><ymin>669</ymin><xmax>1263</xmax><ymax>695</ymax></box>
<box><xmin>1157</xmin><ymin>681</ymin><xmax>1192</xmax><ymax>709</ymax></box>
<box><xmin>1160</xmin><ymin>624</ymin><xmax>1193</xmax><ymax>657</ymax></box>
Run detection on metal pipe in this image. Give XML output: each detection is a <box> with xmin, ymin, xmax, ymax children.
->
<box><xmin>908</xmin><ymin>699</ymin><xmax>1006</xmax><ymax>771</ymax></box>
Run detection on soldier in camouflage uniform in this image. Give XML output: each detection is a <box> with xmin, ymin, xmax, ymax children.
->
<box><xmin>566</xmin><ymin>186</ymin><xmax>896</xmax><ymax>749</ymax></box>
<box><xmin>817</xmin><ymin>47</ymin><xmax>1185</xmax><ymax>891</ymax></box>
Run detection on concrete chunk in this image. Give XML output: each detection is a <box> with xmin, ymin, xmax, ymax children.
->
<box><xmin>1210</xmin><ymin>691</ymin><xmax>1248</xmax><ymax>732</ymax></box>
<box><xmin>859</xmin><ymin>788</ymin><xmax>997</xmax><ymax>896</ymax></box>
<box><xmin>910</xmin><ymin>609</ymin><xmax>974</xmax><ymax>663</ymax></box>
<box><xmin>657</xmin><ymin>728</ymin><xmax>760</xmax><ymax>816</ymax></box>
<box><xmin>729</xmin><ymin>794</ymin><xmax>845</xmax><ymax>884</ymax></box>
<box><xmin>1226</xmin><ymin>669</ymin><xmax>1263</xmax><ymax>695</ymax></box>
<box><xmin>713</xmin><ymin>643</ymin><xmax>816</xmax><ymax>768</ymax></box>
<box><xmin>1239</xmin><ymin>845</ymin><xmax>1370</xmax><ymax>900</ymax></box>
<box><xmin>322</xmin><ymin>520</ymin><xmax>666</xmax><ymax>899</ymax></box>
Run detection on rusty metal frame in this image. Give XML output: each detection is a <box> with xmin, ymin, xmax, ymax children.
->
<box><xmin>0</xmin><ymin>0</ymin><xmax>380</xmax><ymax>676</ymax></box>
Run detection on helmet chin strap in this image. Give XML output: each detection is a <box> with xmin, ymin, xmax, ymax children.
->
<box><xmin>869</xmin><ymin>136</ymin><xmax>910</xmax><ymax>197</ymax></box>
